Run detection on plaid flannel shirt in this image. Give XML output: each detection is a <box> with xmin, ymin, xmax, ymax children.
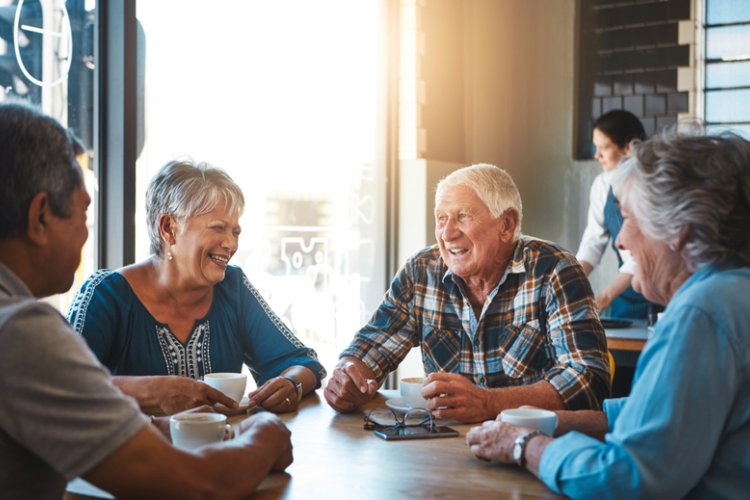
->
<box><xmin>341</xmin><ymin>236</ymin><xmax>611</xmax><ymax>410</ymax></box>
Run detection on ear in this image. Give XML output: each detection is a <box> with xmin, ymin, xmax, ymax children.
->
<box><xmin>622</xmin><ymin>143</ymin><xmax>631</xmax><ymax>156</ymax></box>
<box><xmin>26</xmin><ymin>192</ymin><xmax>52</xmax><ymax>246</ymax></box>
<box><xmin>159</xmin><ymin>214</ymin><xmax>177</xmax><ymax>244</ymax></box>
<box><xmin>499</xmin><ymin>209</ymin><xmax>520</xmax><ymax>242</ymax></box>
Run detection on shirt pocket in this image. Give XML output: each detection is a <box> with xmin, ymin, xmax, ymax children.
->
<box><xmin>420</xmin><ymin>325</ymin><xmax>461</xmax><ymax>373</ymax></box>
<box><xmin>500</xmin><ymin>320</ymin><xmax>546</xmax><ymax>380</ymax></box>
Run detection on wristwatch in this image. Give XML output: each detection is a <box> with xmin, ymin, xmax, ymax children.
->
<box><xmin>283</xmin><ymin>375</ymin><xmax>303</xmax><ymax>403</ymax></box>
<box><xmin>513</xmin><ymin>430</ymin><xmax>544</xmax><ymax>468</ymax></box>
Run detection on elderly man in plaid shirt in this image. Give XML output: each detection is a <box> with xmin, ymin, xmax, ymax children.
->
<box><xmin>325</xmin><ymin>164</ymin><xmax>610</xmax><ymax>423</ymax></box>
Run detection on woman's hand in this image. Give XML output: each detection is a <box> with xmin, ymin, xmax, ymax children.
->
<box><xmin>247</xmin><ymin>376</ymin><xmax>302</xmax><ymax>413</ymax></box>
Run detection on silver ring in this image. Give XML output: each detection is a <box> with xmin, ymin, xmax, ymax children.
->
<box><xmin>284</xmin><ymin>397</ymin><xmax>292</xmax><ymax>405</ymax></box>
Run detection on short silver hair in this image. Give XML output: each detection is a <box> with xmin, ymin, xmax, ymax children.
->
<box><xmin>146</xmin><ymin>160</ymin><xmax>245</xmax><ymax>256</ymax></box>
<box><xmin>435</xmin><ymin>163</ymin><xmax>523</xmax><ymax>239</ymax></box>
<box><xmin>612</xmin><ymin>131</ymin><xmax>750</xmax><ymax>271</ymax></box>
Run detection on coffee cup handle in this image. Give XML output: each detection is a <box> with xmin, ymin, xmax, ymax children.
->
<box><xmin>224</xmin><ymin>424</ymin><xmax>235</xmax><ymax>441</ymax></box>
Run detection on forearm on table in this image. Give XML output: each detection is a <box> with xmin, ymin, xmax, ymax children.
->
<box><xmin>553</xmin><ymin>409</ymin><xmax>608</xmax><ymax>439</ymax></box>
<box><xmin>488</xmin><ymin>380</ymin><xmax>565</xmax><ymax>414</ymax></box>
<box><xmin>112</xmin><ymin>375</ymin><xmax>164</xmax><ymax>408</ymax></box>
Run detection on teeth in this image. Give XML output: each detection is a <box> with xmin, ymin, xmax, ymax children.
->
<box><xmin>210</xmin><ymin>254</ymin><xmax>228</xmax><ymax>264</ymax></box>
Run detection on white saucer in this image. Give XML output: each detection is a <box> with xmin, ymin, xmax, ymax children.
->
<box><xmin>385</xmin><ymin>397</ymin><xmax>428</xmax><ymax>415</ymax></box>
<box><xmin>215</xmin><ymin>396</ymin><xmax>252</xmax><ymax>415</ymax></box>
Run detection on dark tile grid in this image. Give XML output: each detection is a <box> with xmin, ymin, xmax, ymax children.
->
<box><xmin>577</xmin><ymin>0</ymin><xmax>692</xmax><ymax>158</ymax></box>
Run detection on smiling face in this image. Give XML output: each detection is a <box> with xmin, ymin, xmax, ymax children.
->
<box><xmin>170</xmin><ymin>205</ymin><xmax>241</xmax><ymax>287</ymax></box>
<box><xmin>434</xmin><ymin>185</ymin><xmax>516</xmax><ymax>286</ymax></box>
<box><xmin>615</xmin><ymin>191</ymin><xmax>684</xmax><ymax>305</ymax></box>
<box><xmin>593</xmin><ymin>128</ymin><xmax>629</xmax><ymax>172</ymax></box>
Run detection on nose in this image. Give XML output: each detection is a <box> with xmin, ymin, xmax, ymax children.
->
<box><xmin>439</xmin><ymin>218</ymin><xmax>460</xmax><ymax>241</ymax></box>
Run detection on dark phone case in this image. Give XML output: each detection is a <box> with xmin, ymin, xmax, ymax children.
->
<box><xmin>373</xmin><ymin>426</ymin><xmax>459</xmax><ymax>441</ymax></box>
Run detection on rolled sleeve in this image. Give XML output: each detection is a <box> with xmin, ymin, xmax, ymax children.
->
<box><xmin>543</xmin><ymin>259</ymin><xmax>611</xmax><ymax>410</ymax></box>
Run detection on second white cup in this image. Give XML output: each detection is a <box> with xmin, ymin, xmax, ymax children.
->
<box><xmin>500</xmin><ymin>408</ymin><xmax>558</xmax><ymax>436</ymax></box>
<box><xmin>169</xmin><ymin>412</ymin><xmax>230</xmax><ymax>451</ymax></box>
<box><xmin>203</xmin><ymin>372</ymin><xmax>247</xmax><ymax>403</ymax></box>
<box><xmin>400</xmin><ymin>376</ymin><xmax>428</xmax><ymax>408</ymax></box>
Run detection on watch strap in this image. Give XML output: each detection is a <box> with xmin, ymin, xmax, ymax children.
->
<box><xmin>514</xmin><ymin>430</ymin><xmax>544</xmax><ymax>468</ymax></box>
<box><xmin>282</xmin><ymin>375</ymin><xmax>303</xmax><ymax>402</ymax></box>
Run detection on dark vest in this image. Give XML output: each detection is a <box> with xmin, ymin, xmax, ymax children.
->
<box><xmin>603</xmin><ymin>186</ymin><xmax>654</xmax><ymax>320</ymax></box>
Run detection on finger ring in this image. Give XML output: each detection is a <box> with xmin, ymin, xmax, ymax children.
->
<box><xmin>284</xmin><ymin>397</ymin><xmax>291</xmax><ymax>405</ymax></box>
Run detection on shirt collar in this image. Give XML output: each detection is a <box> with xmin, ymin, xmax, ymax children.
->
<box><xmin>441</xmin><ymin>237</ymin><xmax>528</xmax><ymax>289</ymax></box>
<box><xmin>0</xmin><ymin>262</ymin><xmax>34</xmax><ymax>299</ymax></box>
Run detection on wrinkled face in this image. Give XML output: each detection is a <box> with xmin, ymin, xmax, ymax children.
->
<box><xmin>171</xmin><ymin>205</ymin><xmax>240</xmax><ymax>287</ymax></box>
<box><xmin>48</xmin><ymin>186</ymin><xmax>91</xmax><ymax>294</ymax></box>
<box><xmin>593</xmin><ymin>128</ymin><xmax>629</xmax><ymax>172</ymax></box>
<box><xmin>434</xmin><ymin>185</ymin><xmax>512</xmax><ymax>282</ymax></box>
<box><xmin>615</xmin><ymin>192</ymin><xmax>681</xmax><ymax>305</ymax></box>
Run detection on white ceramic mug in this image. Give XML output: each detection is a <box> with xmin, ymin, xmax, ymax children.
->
<box><xmin>203</xmin><ymin>372</ymin><xmax>247</xmax><ymax>403</ymax></box>
<box><xmin>500</xmin><ymin>408</ymin><xmax>558</xmax><ymax>436</ymax></box>
<box><xmin>169</xmin><ymin>412</ymin><xmax>231</xmax><ymax>451</ymax></box>
<box><xmin>400</xmin><ymin>376</ymin><xmax>428</xmax><ymax>408</ymax></box>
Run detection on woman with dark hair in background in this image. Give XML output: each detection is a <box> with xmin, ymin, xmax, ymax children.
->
<box><xmin>576</xmin><ymin>109</ymin><xmax>657</xmax><ymax>320</ymax></box>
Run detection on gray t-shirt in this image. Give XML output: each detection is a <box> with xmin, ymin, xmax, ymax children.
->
<box><xmin>0</xmin><ymin>263</ymin><xmax>147</xmax><ymax>499</ymax></box>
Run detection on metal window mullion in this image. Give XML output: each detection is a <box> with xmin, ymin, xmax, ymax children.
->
<box><xmin>94</xmin><ymin>0</ymin><xmax>138</xmax><ymax>269</ymax></box>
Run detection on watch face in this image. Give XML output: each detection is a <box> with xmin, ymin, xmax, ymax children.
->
<box><xmin>513</xmin><ymin>441</ymin><xmax>524</xmax><ymax>463</ymax></box>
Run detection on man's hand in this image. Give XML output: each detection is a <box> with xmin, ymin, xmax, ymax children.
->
<box><xmin>155</xmin><ymin>376</ymin><xmax>238</xmax><ymax>415</ymax></box>
<box><xmin>235</xmin><ymin>412</ymin><xmax>293</xmax><ymax>471</ymax></box>
<box><xmin>423</xmin><ymin>372</ymin><xmax>496</xmax><ymax>423</ymax></box>
<box><xmin>323</xmin><ymin>358</ymin><xmax>378</xmax><ymax>412</ymax></box>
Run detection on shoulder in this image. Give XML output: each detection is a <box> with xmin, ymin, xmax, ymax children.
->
<box><xmin>671</xmin><ymin>266</ymin><xmax>750</xmax><ymax>328</ymax></box>
<box><xmin>67</xmin><ymin>270</ymin><xmax>129</xmax><ymax>328</ymax></box>
<box><xmin>393</xmin><ymin>245</ymin><xmax>445</xmax><ymax>285</ymax></box>
<box><xmin>520</xmin><ymin>236</ymin><xmax>578</xmax><ymax>269</ymax></box>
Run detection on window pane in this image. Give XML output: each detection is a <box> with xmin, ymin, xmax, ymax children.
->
<box><xmin>706</xmin><ymin>123</ymin><xmax>750</xmax><ymax>140</ymax></box>
<box><xmin>0</xmin><ymin>0</ymin><xmax>97</xmax><ymax>313</ymax></box>
<box><xmin>706</xmin><ymin>25</ymin><xmax>750</xmax><ymax>60</ymax></box>
<box><xmin>705</xmin><ymin>60</ymin><xmax>750</xmax><ymax>88</ymax></box>
<box><xmin>135</xmin><ymin>0</ymin><xmax>385</xmax><ymax>373</ymax></box>
<box><xmin>706</xmin><ymin>0</ymin><xmax>750</xmax><ymax>25</ymax></box>
<box><xmin>705</xmin><ymin>88</ymin><xmax>750</xmax><ymax>122</ymax></box>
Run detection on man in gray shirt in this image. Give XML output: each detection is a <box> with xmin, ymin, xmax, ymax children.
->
<box><xmin>0</xmin><ymin>101</ymin><xmax>293</xmax><ymax>498</ymax></box>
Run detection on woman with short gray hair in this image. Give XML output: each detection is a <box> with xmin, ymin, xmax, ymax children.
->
<box><xmin>467</xmin><ymin>131</ymin><xmax>750</xmax><ymax>498</ymax></box>
<box><xmin>68</xmin><ymin>160</ymin><xmax>326</xmax><ymax>415</ymax></box>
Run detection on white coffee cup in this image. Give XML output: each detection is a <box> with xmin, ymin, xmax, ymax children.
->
<box><xmin>169</xmin><ymin>412</ymin><xmax>231</xmax><ymax>451</ymax></box>
<box><xmin>400</xmin><ymin>376</ymin><xmax>428</xmax><ymax>408</ymax></box>
<box><xmin>500</xmin><ymin>408</ymin><xmax>558</xmax><ymax>436</ymax></box>
<box><xmin>203</xmin><ymin>372</ymin><xmax>247</xmax><ymax>402</ymax></box>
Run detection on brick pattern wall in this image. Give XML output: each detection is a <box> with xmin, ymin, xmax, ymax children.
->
<box><xmin>576</xmin><ymin>0</ymin><xmax>692</xmax><ymax>158</ymax></box>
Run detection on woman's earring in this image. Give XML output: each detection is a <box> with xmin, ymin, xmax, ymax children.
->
<box><xmin>167</xmin><ymin>250</ymin><xmax>173</xmax><ymax>261</ymax></box>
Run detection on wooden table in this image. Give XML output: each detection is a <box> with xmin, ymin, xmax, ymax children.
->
<box><xmin>246</xmin><ymin>390</ymin><xmax>560</xmax><ymax>499</ymax></box>
<box><xmin>68</xmin><ymin>391</ymin><xmax>561</xmax><ymax>499</ymax></box>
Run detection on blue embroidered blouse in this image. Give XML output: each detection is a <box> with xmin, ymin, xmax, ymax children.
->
<box><xmin>67</xmin><ymin>266</ymin><xmax>326</xmax><ymax>387</ymax></box>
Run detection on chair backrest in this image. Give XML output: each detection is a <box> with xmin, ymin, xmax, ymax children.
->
<box><xmin>608</xmin><ymin>350</ymin><xmax>616</xmax><ymax>384</ymax></box>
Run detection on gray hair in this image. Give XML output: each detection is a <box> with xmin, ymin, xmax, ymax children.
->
<box><xmin>435</xmin><ymin>163</ymin><xmax>523</xmax><ymax>238</ymax></box>
<box><xmin>612</xmin><ymin>131</ymin><xmax>750</xmax><ymax>271</ymax></box>
<box><xmin>0</xmin><ymin>101</ymin><xmax>84</xmax><ymax>239</ymax></box>
<box><xmin>146</xmin><ymin>160</ymin><xmax>245</xmax><ymax>256</ymax></box>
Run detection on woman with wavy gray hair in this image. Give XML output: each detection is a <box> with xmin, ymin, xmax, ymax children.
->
<box><xmin>68</xmin><ymin>160</ymin><xmax>326</xmax><ymax>415</ymax></box>
<box><xmin>466</xmin><ymin>131</ymin><xmax>750</xmax><ymax>498</ymax></box>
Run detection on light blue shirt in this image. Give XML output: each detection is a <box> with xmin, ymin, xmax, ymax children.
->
<box><xmin>539</xmin><ymin>263</ymin><xmax>750</xmax><ymax>499</ymax></box>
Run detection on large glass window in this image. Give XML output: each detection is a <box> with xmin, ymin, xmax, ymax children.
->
<box><xmin>0</xmin><ymin>0</ymin><xmax>96</xmax><ymax>311</ymax></box>
<box><xmin>704</xmin><ymin>0</ymin><xmax>750</xmax><ymax>137</ymax></box>
<box><xmin>135</xmin><ymin>0</ymin><xmax>387</xmax><ymax>375</ymax></box>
